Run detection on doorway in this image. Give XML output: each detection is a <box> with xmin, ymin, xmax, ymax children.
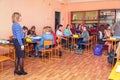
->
<box><xmin>55</xmin><ymin>11</ymin><xmax>60</xmax><ymax>32</ymax></box>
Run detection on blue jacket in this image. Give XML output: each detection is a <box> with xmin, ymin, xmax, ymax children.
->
<box><xmin>12</xmin><ymin>22</ymin><xmax>24</xmax><ymax>46</ymax></box>
<box><xmin>38</xmin><ymin>32</ymin><xmax>54</xmax><ymax>48</ymax></box>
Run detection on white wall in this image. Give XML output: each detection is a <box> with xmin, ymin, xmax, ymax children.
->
<box><xmin>0</xmin><ymin>0</ymin><xmax>67</xmax><ymax>39</ymax></box>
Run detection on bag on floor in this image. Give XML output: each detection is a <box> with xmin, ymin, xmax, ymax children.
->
<box><xmin>107</xmin><ymin>50</ymin><xmax>117</xmax><ymax>65</ymax></box>
<box><xmin>94</xmin><ymin>44</ymin><xmax>102</xmax><ymax>56</ymax></box>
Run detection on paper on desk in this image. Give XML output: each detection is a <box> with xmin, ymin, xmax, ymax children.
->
<box><xmin>116</xmin><ymin>65</ymin><xmax>120</xmax><ymax>72</ymax></box>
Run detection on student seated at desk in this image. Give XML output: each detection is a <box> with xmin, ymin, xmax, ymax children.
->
<box><xmin>70</xmin><ymin>24</ymin><xmax>76</xmax><ymax>34</ymax></box>
<box><xmin>64</xmin><ymin>24</ymin><xmax>72</xmax><ymax>36</ymax></box>
<box><xmin>56</xmin><ymin>24</ymin><xmax>66</xmax><ymax>44</ymax></box>
<box><xmin>104</xmin><ymin>24</ymin><xmax>113</xmax><ymax>53</ymax></box>
<box><xmin>27</xmin><ymin>26</ymin><xmax>37</xmax><ymax>36</ymax></box>
<box><xmin>48</xmin><ymin>26</ymin><xmax>57</xmax><ymax>46</ymax></box>
<box><xmin>22</xmin><ymin>26</ymin><xmax>28</xmax><ymax>38</ymax></box>
<box><xmin>97</xmin><ymin>24</ymin><xmax>105</xmax><ymax>44</ymax></box>
<box><xmin>34</xmin><ymin>26</ymin><xmax>54</xmax><ymax>57</ymax></box>
<box><xmin>77</xmin><ymin>26</ymin><xmax>89</xmax><ymax>51</ymax></box>
<box><xmin>76</xmin><ymin>24</ymin><xmax>83</xmax><ymax>36</ymax></box>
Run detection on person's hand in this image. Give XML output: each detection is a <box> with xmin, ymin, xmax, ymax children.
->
<box><xmin>21</xmin><ymin>45</ymin><xmax>24</xmax><ymax>51</ymax></box>
<box><xmin>37</xmin><ymin>41</ymin><xmax>40</xmax><ymax>44</ymax></box>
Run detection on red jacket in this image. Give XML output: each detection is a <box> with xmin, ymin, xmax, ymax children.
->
<box><xmin>51</xmin><ymin>31</ymin><xmax>57</xmax><ymax>46</ymax></box>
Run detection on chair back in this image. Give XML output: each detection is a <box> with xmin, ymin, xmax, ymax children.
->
<box><xmin>57</xmin><ymin>37</ymin><xmax>62</xmax><ymax>45</ymax></box>
<box><xmin>117</xmin><ymin>48</ymin><xmax>120</xmax><ymax>61</ymax></box>
<box><xmin>44</xmin><ymin>40</ymin><xmax>53</xmax><ymax>48</ymax></box>
<box><xmin>9</xmin><ymin>36</ymin><xmax>13</xmax><ymax>41</ymax></box>
<box><xmin>88</xmin><ymin>36</ymin><xmax>93</xmax><ymax>44</ymax></box>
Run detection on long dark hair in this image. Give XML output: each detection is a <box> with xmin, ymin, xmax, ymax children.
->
<box><xmin>66</xmin><ymin>24</ymin><xmax>69</xmax><ymax>29</ymax></box>
<box><xmin>58</xmin><ymin>24</ymin><xmax>63</xmax><ymax>29</ymax></box>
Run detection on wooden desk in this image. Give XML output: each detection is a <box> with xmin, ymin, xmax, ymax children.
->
<box><xmin>0</xmin><ymin>44</ymin><xmax>15</xmax><ymax>61</ymax></box>
<box><xmin>25</xmin><ymin>42</ymin><xmax>36</xmax><ymax>55</ymax></box>
<box><xmin>72</xmin><ymin>37</ymin><xmax>80</xmax><ymax>50</ymax></box>
<box><xmin>62</xmin><ymin>36</ymin><xmax>79</xmax><ymax>50</ymax></box>
<box><xmin>61</xmin><ymin>36</ymin><xmax>71</xmax><ymax>49</ymax></box>
<box><xmin>109</xmin><ymin>62</ymin><xmax>120</xmax><ymax>80</ymax></box>
<box><xmin>106</xmin><ymin>38</ymin><xmax>119</xmax><ymax>51</ymax></box>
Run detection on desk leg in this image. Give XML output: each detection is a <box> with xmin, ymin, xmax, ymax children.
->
<box><xmin>68</xmin><ymin>37</ymin><xmax>69</xmax><ymax>49</ymax></box>
<box><xmin>1</xmin><ymin>62</ymin><xmax>3</xmax><ymax>72</ymax></box>
<box><xmin>13</xmin><ymin>49</ymin><xmax>15</xmax><ymax>61</ymax></box>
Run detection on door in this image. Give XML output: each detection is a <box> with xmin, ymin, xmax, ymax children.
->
<box><xmin>55</xmin><ymin>11</ymin><xmax>60</xmax><ymax>32</ymax></box>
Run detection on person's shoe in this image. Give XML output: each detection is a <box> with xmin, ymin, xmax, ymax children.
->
<box><xmin>14</xmin><ymin>70</ymin><xmax>22</xmax><ymax>75</ymax></box>
<box><xmin>79</xmin><ymin>49</ymin><xmax>84</xmax><ymax>55</ymax></box>
<box><xmin>39</xmin><ymin>55</ymin><xmax>42</xmax><ymax>58</ymax></box>
<box><xmin>35</xmin><ymin>54</ymin><xmax>38</xmax><ymax>57</ymax></box>
<box><xmin>19</xmin><ymin>70</ymin><xmax>28</xmax><ymax>75</ymax></box>
<box><xmin>58</xmin><ymin>51</ymin><xmax>62</xmax><ymax>57</ymax></box>
<box><xmin>75</xmin><ymin>49</ymin><xmax>79</xmax><ymax>54</ymax></box>
<box><xmin>28</xmin><ymin>54</ymin><xmax>32</xmax><ymax>57</ymax></box>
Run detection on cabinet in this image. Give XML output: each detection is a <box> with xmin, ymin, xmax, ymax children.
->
<box><xmin>71</xmin><ymin>9</ymin><xmax>120</xmax><ymax>28</ymax></box>
<box><xmin>71</xmin><ymin>11</ymin><xmax>84</xmax><ymax>24</ymax></box>
<box><xmin>84</xmin><ymin>11</ymin><xmax>98</xmax><ymax>28</ymax></box>
<box><xmin>116</xmin><ymin>10</ymin><xmax>120</xmax><ymax>22</ymax></box>
<box><xmin>99</xmin><ymin>10</ymin><xmax>116</xmax><ymax>26</ymax></box>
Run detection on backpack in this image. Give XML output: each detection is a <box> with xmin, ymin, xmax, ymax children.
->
<box><xmin>107</xmin><ymin>50</ymin><xmax>117</xmax><ymax>65</ymax></box>
<box><xmin>94</xmin><ymin>44</ymin><xmax>102</xmax><ymax>56</ymax></box>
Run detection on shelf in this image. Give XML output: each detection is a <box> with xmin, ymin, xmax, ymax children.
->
<box><xmin>72</xmin><ymin>20</ymin><xmax>83</xmax><ymax>21</ymax></box>
<box><xmin>72</xmin><ymin>19</ymin><xmax>98</xmax><ymax>21</ymax></box>
<box><xmin>84</xmin><ymin>19</ymin><xmax>98</xmax><ymax>21</ymax></box>
<box><xmin>71</xmin><ymin>20</ymin><xmax>83</xmax><ymax>24</ymax></box>
<box><xmin>85</xmin><ymin>21</ymin><xmax>98</xmax><ymax>24</ymax></box>
<box><xmin>100</xmin><ymin>19</ymin><xmax>115</xmax><ymax>21</ymax></box>
<box><xmin>100</xmin><ymin>15</ymin><xmax>115</xmax><ymax>16</ymax></box>
<box><xmin>71</xmin><ymin>9</ymin><xmax>120</xmax><ymax>27</ymax></box>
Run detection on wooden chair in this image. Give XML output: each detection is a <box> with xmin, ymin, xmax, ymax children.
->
<box><xmin>0</xmin><ymin>56</ymin><xmax>10</xmax><ymax>72</ymax></box>
<box><xmin>39</xmin><ymin>40</ymin><xmax>53</xmax><ymax>62</ymax></box>
<box><xmin>24</xmin><ymin>42</ymin><xmax>35</xmax><ymax>57</ymax></box>
<box><xmin>24</xmin><ymin>43</ymin><xmax>31</xmax><ymax>56</ymax></box>
<box><xmin>93</xmin><ymin>35</ymin><xmax>97</xmax><ymax>47</ymax></box>
<box><xmin>117</xmin><ymin>48</ymin><xmax>120</xmax><ymax>61</ymax></box>
<box><xmin>112</xmin><ymin>42</ymin><xmax>120</xmax><ymax>67</ymax></box>
<box><xmin>53</xmin><ymin>37</ymin><xmax>62</xmax><ymax>59</ymax></box>
<box><xmin>9</xmin><ymin>36</ymin><xmax>13</xmax><ymax>42</ymax></box>
<box><xmin>80</xmin><ymin>36</ymin><xmax>94</xmax><ymax>53</ymax></box>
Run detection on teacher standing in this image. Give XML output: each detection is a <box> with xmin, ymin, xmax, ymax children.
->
<box><xmin>12</xmin><ymin>12</ymin><xmax>27</xmax><ymax>75</ymax></box>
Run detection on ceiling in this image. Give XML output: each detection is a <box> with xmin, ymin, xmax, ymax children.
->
<box><xmin>67</xmin><ymin>0</ymin><xmax>103</xmax><ymax>3</ymax></box>
<box><xmin>57</xmin><ymin>0</ymin><xmax>103</xmax><ymax>3</ymax></box>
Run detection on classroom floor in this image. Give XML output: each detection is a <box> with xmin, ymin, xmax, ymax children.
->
<box><xmin>0</xmin><ymin>50</ymin><xmax>112</xmax><ymax>80</ymax></box>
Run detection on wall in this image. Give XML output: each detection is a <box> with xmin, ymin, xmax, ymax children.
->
<box><xmin>67</xmin><ymin>0</ymin><xmax>120</xmax><ymax>23</ymax></box>
<box><xmin>0</xmin><ymin>0</ymin><xmax>67</xmax><ymax>39</ymax></box>
<box><xmin>1</xmin><ymin>0</ymin><xmax>120</xmax><ymax>39</ymax></box>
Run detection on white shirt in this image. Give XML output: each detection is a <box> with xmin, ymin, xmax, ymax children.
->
<box><xmin>56</xmin><ymin>30</ymin><xmax>63</xmax><ymax>38</ymax></box>
<box><xmin>98</xmin><ymin>31</ymin><xmax>103</xmax><ymax>39</ymax></box>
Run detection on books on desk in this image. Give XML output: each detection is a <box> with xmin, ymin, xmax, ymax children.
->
<box><xmin>29</xmin><ymin>36</ymin><xmax>41</xmax><ymax>42</ymax></box>
<box><xmin>112</xmin><ymin>36</ymin><xmax>120</xmax><ymax>39</ymax></box>
<box><xmin>0</xmin><ymin>39</ymin><xmax>10</xmax><ymax>44</ymax></box>
<box><xmin>116</xmin><ymin>65</ymin><xmax>120</xmax><ymax>72</ymax></box>
<box><xmin>63</xmin><ymin>34</ymin><xmax>72</xmax><ymax>37</ymax></box>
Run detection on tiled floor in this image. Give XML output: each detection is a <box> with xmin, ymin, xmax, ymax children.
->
<box><xmin>0</xmin><ymin>50</ymin><xmax>112</xmax><ymax>80</ymax></box>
